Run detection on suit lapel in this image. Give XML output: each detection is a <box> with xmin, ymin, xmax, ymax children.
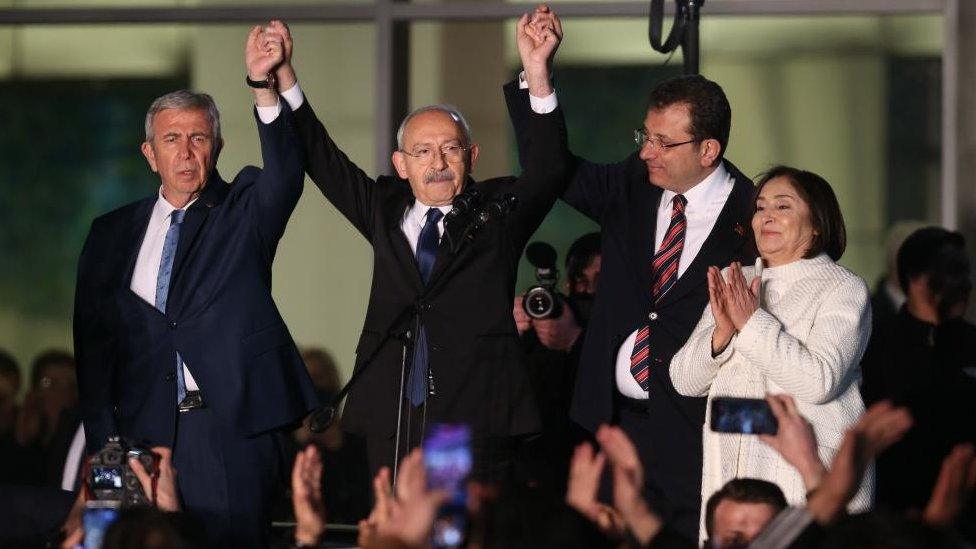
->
<box><xmin>627</xmin><ymin>169</ymin><xmax>663</xmax><ymax>304</ymax></box>
<box><xmin>384</xmin><ymin>181</ymin><xmax>425</xmax><ymax>292</ymax></box>
<box><xmin>656</xmin><ymin>167</ymin><xmax>754</xmax><ymax>309</ymax></box>
<box><xmin>170</xmin><ymin>173</ymin><xmax>227</xmax><ymax>286</ymax></box>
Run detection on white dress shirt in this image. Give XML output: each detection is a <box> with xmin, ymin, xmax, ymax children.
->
<box><xmin>402</xmin><ymin>202</ymin><xmax>452</xmax><ymax>254</ymax></box>
<box><xmin>130</xmin><ymin>190</ymin><xmax>200</xmax><ymax>392</ymax></box>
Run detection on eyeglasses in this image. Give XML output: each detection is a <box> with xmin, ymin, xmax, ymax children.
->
<box><xmin>400</xmin><ymin>143</ymin><xmax>468</xmax><ymax>163</ymax></box>
<box><xmin>634</xmin><ymin>128</ymin><xmax>697</xmax><ymax>151</ymax></box>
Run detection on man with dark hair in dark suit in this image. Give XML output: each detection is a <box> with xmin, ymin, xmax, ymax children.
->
<box><xmin>257</xmin><ymin>15</ymin><xmax>569</xmax><ymax>481</ymax></box>
<box><xmin>505</xmin><ymin>6</ymin><xmax>756</xmax><ymax>540</ymax></box>
<box><xmin>73</xmin><ymin>28</ymin><xmax>318</xmax><ymax>546</ymax></box>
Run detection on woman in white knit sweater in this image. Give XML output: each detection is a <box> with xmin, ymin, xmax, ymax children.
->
<box><xmin>670</xmin><ymin>166</ymin><xmax>872</xmax><ymax>535</ymax></box>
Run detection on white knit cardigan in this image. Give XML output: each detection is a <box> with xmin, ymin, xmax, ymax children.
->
<box><xmin>669</xmin><ymin>254</ymin><xmax>873</xmax><ymax>538</ymax></box>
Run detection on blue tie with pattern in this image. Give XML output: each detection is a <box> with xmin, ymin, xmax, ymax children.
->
<box><xmin>155</xmin><ymin>209</ymin><xmax>187</xmax><ymax>404</ymax></box>
<box><xmin>407</xmin><ymin>208</ymin><xmax>443</xmax><ymax>406</ymax></box>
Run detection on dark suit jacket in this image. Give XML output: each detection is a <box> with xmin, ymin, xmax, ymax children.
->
<box><xmin>289</xmin><ymin>97</ymin><xmax>569</xmax><ymax>438</ymax></box>
<box><xmin>74</xmin><ymin>108</ymin><xmax>318</xmax><ymax>453</ymax></box>
<box><xmin>504</xmin><ymin>80</ymin><xmax>755</xmax><ymax>507</ymax></box>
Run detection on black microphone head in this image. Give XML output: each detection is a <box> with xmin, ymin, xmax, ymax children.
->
<box><xmin>449</xmin><ymin>188</ymin><xmax>481</xmax><ymax>217</ymax></box>
<box><xmin>526</xmin><ymin>241</ymin><xmax>558</xmax><ymax>269</ymax></box>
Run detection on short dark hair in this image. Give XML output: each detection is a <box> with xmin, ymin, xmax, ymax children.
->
<box><xmin>755</xmin><ymin>165</ymin><xmax>847</xmax><ymax>261</ymax></box>
<box><xmin>30</xmin><ymin>349</ymin><xmax>75</xmax><ymax>388</ymax></box>
<box><xmin>565</xmin><ymin>232</ymin><xmax>601</xmax><ymax>289</ymax></box>
<box><xmin>704</xmin><ymin>478</ymin><xmax>787</xmax><ymax>537</ymax></box>
<box><xmin>647</xmin><ymin>74</ymin><xmax>732</xmax><ymax>161</ymax></box>
<box><xmin>896</xmin><ymin>227</ymin><xmax>970</xmax><ymax>314</ymax></box>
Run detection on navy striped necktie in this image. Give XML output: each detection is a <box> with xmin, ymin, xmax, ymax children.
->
<box><xmin>630</xmin><ymin>194</ymin><xmax>687</xmax><ymax>390</ymax></box>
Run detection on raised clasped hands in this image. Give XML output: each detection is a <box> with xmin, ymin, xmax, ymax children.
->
<box><xmin>516</xmin><ymin>4</ymin><xmax>562</xmax><ymax>97</ymax></box>
<box><xmin>245</xmin><ymin>24</ymin><xmax>284</xmax><ymax>82</ymax></box>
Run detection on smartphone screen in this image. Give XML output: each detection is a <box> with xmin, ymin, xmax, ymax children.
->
<box><xmin>710</xmin><ymin>397</ymin><xmax>778</xmax><ymax>435</ymax></box>
<box><xmin>83</xmin><ymin>503</ymin><xmax>120</xmax><ymax>549</ymax></box>
<box><xmin>423</xmin><ymin>423</ymin><xmax>472</xmax><ymax>548</ymax></box>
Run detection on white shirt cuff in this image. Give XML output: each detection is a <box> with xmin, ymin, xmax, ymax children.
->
<box><xmin>518</xmin><ymin>71</ymin><xmax>558</xmax><ymax>114</ymax></box>
<box><xmin>255</xmin><ymin>101</ymin><xmax>282</xmax><ymax>125</ymax></box>
<box><xmin>281</xmin><ymin>82</ymin><xmax>305</xmax><ymax>111</ymax></box>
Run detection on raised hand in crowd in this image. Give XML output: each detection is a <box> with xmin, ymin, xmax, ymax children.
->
<box><xmin>759</xmin><ymin>394</ymin><xmax>826</xmax><ymax>493</ymax></box>
<box><xmin>923</xmin><ymin>442</ymin><xmax>976</xmax><ymax>528</ymax></box>
<box><xmin>291</xmin><ymin>445</ymin><xmax>327</xmax><ymax>547</ymax></box>
<box><xmin>597</xmin><ymin>425</ymin><xmax>665</xmax><ymax>546</ymax></box>
<box><xmin>358</xmin><ymin>449</ymin><xmax>449</xmax><ymax>549</ymax></box>
<box><xmin>516</xmin><ymin>3</ymin><xmax>562</xmax><ymax>96</ymax></box>
<box><xmin>806</xmin><ymin>401</ymin><xmax>912</xmax><ymax>525</ymax></box>
<box><xmin>565</xmin><ymin>440</ymin><xmax>626</xmax><ymax>540</ymax></box>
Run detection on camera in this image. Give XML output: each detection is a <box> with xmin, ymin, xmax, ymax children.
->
<box><xmin>87</xmin><ymin>436</ymin><xmax>159</xmax><ymax>507</ymax></box>
<box><xmin>522</xmin><ymin>242</ymin><xmax>563</xmax><ymax>320</ymax></box>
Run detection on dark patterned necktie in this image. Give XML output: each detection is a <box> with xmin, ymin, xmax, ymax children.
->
<box><xmin>630</xmin><ymin>194</ymin><xmax>687</xmax><ymax>390</ymax></box>
<box><xmin>408</xmin><ymin>208</ymin><xmax>444</xmax><ymax>406</ymax></box>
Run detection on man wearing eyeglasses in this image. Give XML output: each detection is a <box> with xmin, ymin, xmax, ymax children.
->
<box><xmin>504</xmin><ymin>6</ymin><xmax>756</xmax><ymax>541</ymax></box>
<box><xmin>256</xmin><ymin>16</ymin><xmax>569</xmax><ymax>480</ymax></box>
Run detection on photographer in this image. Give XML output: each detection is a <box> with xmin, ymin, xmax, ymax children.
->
<box><xmin>861</xmin><ymin>227</ymin><xmax>976</xmax><ymax>519</ymax></box>
<box><xmin>514</xmin><ymin>232</ymin><xmax>600</xmax><ymax>492</ymax></box>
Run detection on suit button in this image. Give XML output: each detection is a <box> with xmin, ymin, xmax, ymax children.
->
<box><xmin>431</xmin><ymin>345</ymin><xmax>441</xmax><ymax>352</ymax></box>
<box><xmin>165</xmin><ymin>373</ymin><xmax>176</xmax><ymax>381</ymax></box>
<box><xmin>648</xmin><ymin>312</ymin><xmax>659</xmax><ymax>321</ymax></box>
<box><xmin>170</xmin><ymin>322</ymin><xmax>177</xmax><ymax>329</ymax></box>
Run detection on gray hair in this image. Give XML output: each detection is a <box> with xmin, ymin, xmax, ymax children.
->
<box><xmin>144</xmin><ymin>90</ymin><xmax>221</xmax><ymax>143</ymax></box>
<box><xmin>396</xmin><ymin>104</ymin><xmax>473</xmax><ymax>150</ymax></box>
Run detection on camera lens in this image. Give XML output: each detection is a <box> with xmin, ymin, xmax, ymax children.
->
<box><xmin>524</xmin><ymin>287</ymin><xmax>555</xmax><ymax>319</ymax></box>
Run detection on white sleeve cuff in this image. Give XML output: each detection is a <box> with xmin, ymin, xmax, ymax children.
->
<box><xmin>255</xmin><ymin>101</ymin><xmax>282</xmax><ymax>124</ymax></box>
<box><xmin>529</xmin><ymin>91</ymin><xmax>558</xmax><ymax>114</ymax></box>
<box><xmin>280</xmin><ymin>82</ymin><xmax>305</xmax><ymax>111</ymax></box>
<box><xmin>518</xmin><ymin>70</ymin><xmax>558</xmax><ymax>114</ymax></box>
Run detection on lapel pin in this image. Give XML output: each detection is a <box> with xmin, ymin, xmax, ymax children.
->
<box><xmin>733</xmin><ymin>222</ymin><xmax>745</xmax><ymax>236</ymax></box>
<box><xmin>205</xmin><ymin>202</ymin><xmax>214</xmax><ymax>208</ymax></box>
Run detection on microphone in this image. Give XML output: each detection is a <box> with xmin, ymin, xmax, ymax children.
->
<box><xmin>475</xmin><ymin>193</ymin><xmax>518</xmax><ymax>225</ymax></box>
<box><xmin>446</xmin><ymin>188</ymin><xmax>481</xmax><ymax>220</ymax></box>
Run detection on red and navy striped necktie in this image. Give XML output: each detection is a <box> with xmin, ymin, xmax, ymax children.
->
<box><xmin>630</xmin><ymin>194</ymin><xmax>687</xmax><ymax>390</ymax></box>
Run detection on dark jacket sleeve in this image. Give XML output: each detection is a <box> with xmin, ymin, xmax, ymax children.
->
<box><xmin>503</xmin><ymin>78</ymin><xmax>628</xmax><ymax>224</ymax></box>
<box><xmin>290</xmin><ymin>98</ymin><xmax>377</xmax><ymax>242</ymax></box>
<box><xmin>502</xmin><ymin>100</ymin><xmax>572</xmax><ymax>253</ymax></box>
<box><xmin>247</xmin><ymin>103</ymin><xmax>307</xmax><ymax>249</ymax></box>
<box><xmin>73</xmin><ymin>219</ymin><xmax>119</xmax><ymax>454</ymax></box>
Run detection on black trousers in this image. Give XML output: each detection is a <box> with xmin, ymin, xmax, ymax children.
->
<box><xmin>613</xmin><ymin>395</ymin><xmax>701</xmax><ymax>542</ymax></box>
<box><xmin>173</xmin><ymin>407</ymin><xmax>279</xmax><ymax>548</ymax></box>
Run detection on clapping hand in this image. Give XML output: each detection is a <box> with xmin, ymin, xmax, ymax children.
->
<box><xmin>565</xmin><ymin>441</ymin><xmax>625</xmax><ymax>539</ymax></box>
<box><xmin>724</xmin><ymin>261</ymin><xmax>761</xmax><ymax>330</ymax></box>
<box><xmin>291</xmin><ymin>445</ymin><xmax>326</xmax><ymax>546</ymax></box>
